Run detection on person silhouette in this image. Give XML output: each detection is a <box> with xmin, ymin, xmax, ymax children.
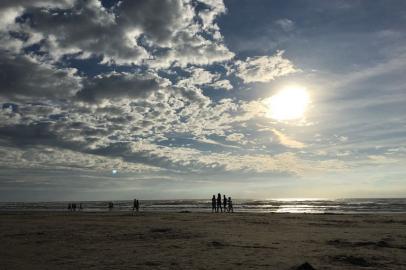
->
<box><xmin>132</xmin><ymin>198</ymin><xmax>137</xmax><ymax>215</ymax></box>
<box><xmin>228</xmin><ymin>197</ymin><xmax>234</xmax><ymax>213</ymax></box>
<box><xmin>136</xmin><ymin>200</ymin><xmax>140</xmax><ymax>212</ymax></box>
<box><xmin>211</xmin><ymin>195</ymin><xmax>216</xmax><ymax>213</ymax></box>
<box><xmin>108</xmin><ymin>201</ymin><xmax>114</xmax><ymax>211</ymax></box>
<box><xmin>223</xmin><ymin>195</ymin><xmax>227</xmax><ymax>213</ymax></box>
<box><xmin>217</xmin><ymin>193</ymin><xmax>222</xmax><ymax>213</ymax></box>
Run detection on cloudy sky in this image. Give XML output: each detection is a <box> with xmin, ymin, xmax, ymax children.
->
<box><xmin>1</xmin><ymin>0</ymin><xmax>406</xmax><ymax>201</ymax></box>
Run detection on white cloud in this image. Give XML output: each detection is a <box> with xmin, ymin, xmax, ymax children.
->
<box><xmin>1</xmin><ymin>0</ymin><xmax>234</xmax><ymax>68</ymax></box>
<box><xmin>197</xmin><ymin>0</ymin><xmax>227</xmax><ymax>31</ymax></box>
<box><xmin>210</xmin><ymin>79</ymin><xmax>233</xmax><ymax>90</ymax></box>
<box><xmin>176</xmin><ymin>67</ymin><xmax>233</xmax><ymax>90</ymax></box>
<box><xmin>275</xmin><ymin>18</ymin><xmax>295</xmax><ymax>32</ymax></box>
<box><xmin>0</xmin><ymin>105</ymin><xmax>21</xmax><ymax>125</ymax></box>
<box><xmin>225</xmin><ymin>133</ymin><xmax>247</xmax><ymax>144</ymax></box>
<box><xmin>272</xmin><ymin>129</ymin><xmax>306</xmax><ymax>149</ymax></box>
<box><xmin>367</xmin><ymin>155</ymin><xmax>398</xmax><ymax>165</ymax></box>
<box><xmin>177</xmin><ymin>67</ymin><xmax>218</xmax><ymax>87</ymax></box>
<box><xmin>234</xmin><ymin>51</ymin><xmax>298</xmax><ymax>83</ymax></box>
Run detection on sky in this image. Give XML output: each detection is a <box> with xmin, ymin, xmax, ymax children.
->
<box><xmin>0</xmin><ymin>0</ymin><xmax>406</xmax><ymax>201</ymax></box>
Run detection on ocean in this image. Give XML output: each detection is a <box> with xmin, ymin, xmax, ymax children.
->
<box><xmin>1</xmin><ymin>198</ymin><xmax>406</xmax><ymax>214</ymax></box>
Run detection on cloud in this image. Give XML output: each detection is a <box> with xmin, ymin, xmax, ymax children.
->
<box><xmin>0</xmin><ymin>0</ymin><xmax>75</xmax><ymax>9</ymax></box>
<box><xmin>0</xmin><ymin>104</ymin><xmax>21</xmax><ymax>125</ymax></box>
<box><xmin>176</xmin><ymin>67</ymin><xmax>233</xmax><ymax>90</ymax></box>
<box><xmin>275</xmin><ymin>18</ymin><xmax>295</xmax><ymax>32</ymax></box>
<box><xmin>197</xmin><ymin>0</ymin><xmax>227</xmax><ymax>31</ymax></box>
<box><xmin>103</xmin><ymin>140</ymin><xmax>346</xmax><ymax>175</ymax></box>
<box><xmin>0</xmin><ymin>145</ymin><xmax>159</xmax><ymax>173</ymax></box>
<box><xmin>22</xmin><ymin>0</ymin><xmax>148</xmax><ymax>64</ymax></box>
<box><xmin>0</xmin><ymin>0</ymin><xmax>405</xmax><ymax>200</ymax></box>
<box><xmin>0</xmin><ymin>0</ymin><xmax>333</xmax><ymax>197</ymax></box>
<box><xmin>1</xmin><ymin>0</ymin><xmax>234</xmax><ymax>67</ymax></box>
<box><xmin>234</xmin><ymin>51</ymin><xmax>298</xmax><ymax>83</ymax></box>
<box><xmin>210</xmin><ymin>79</ymin><xmax>233</xmax><ymax>90</ymax></box>
<box><xmin>205</xmin><ymin>152</ymin><xmax>345</xmax><ymax>175</ymax></box>
<box><xmin>0</xmin><ymin>52</ymin><xmax>81</xmax><ymax>100</ymax></box>
<box><xmin>76</xmin><ymin>72</ymin><xmax>167</xmax><ymax>103</ymax></box>
<box><xmin>176</xmin><ymin>67</ymin><xmax>218</xmax><ymax>87</ymax></box>
<box><xmin>272</xmin><ymin>129</ymin><xmax>306</xmax><ymax>149</ymax></box>
<box><xmin>225</xmin><ymin>133</ymin><xmax>247</xmax><ymax>145</ymax></box>
<box><xmin>367</xmin><ymin>155</ymin><xmax>398</xmax><ymax>165</ymax></box>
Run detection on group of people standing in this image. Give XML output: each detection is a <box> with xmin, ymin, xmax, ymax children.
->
<box><xmin>132</xmin><ymin>198</ymin><xmax>140</xmax><ymax>214</ymax></box>
<box><xmin>67</xmin><ymin>203</ymin><xmax>83</xmax><ymax>211</ymax></box>
<box><xmin>212</xmin><ymin>193</ymin><xmax>233</xmax><ymax>213</ymax></box>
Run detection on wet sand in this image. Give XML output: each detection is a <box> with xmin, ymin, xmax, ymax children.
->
<box><xmin>1</xmin><ymin>211</ymin><xmax>406</xmax><ymax>269</ymax></box>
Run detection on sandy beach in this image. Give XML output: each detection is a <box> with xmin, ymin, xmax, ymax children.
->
<box><xmin>1</xmin><ymin>212</ymin><xmax>406</xmax><ymax>270</ymax></box>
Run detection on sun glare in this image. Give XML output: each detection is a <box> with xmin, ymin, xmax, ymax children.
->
<box><xmin>265</xmin><ymin>86</ymin><xmax>310</xmax><ymax>121</ymax></box>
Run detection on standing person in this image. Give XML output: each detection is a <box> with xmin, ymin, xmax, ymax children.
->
<box><xmin>136</xmin><ymin>199</ymin><xmax>140</xmax><ymax>212</ymax></box>
<box><xmin>79</xmin><ymin>203</ymin><xmax>83</xmax><ymax>211</ymax></box>
<box><xmin>72</xmin><ymin>203</ymin><xmax>76</xmax><ymax>211</ymax></box>
<box><xmin>228</xmin><ymin>197</ymin><xmax>234</xmax><ymax>213</ymax></box>
<box><xmin>217</xmin><ymin>193</ymin><xmax>222</xmax><ymax>213</ymax></box>
<box><xmin>132</xmin><ymin>198</ymin><xmax>137</xmax><ymax>215</ymax></box>
<box><xmin>211</xmin><ymin>195</ymin><xmax>216</xmax><ymax>213</ymax></box>
<box><xmin>223</xmin><ymin>195</ymin><xmax>227</xmax><ymax>213</ymax></box>
<box><xmin>68</xmin><ymin>203</ymin><xmax>72</xmax><ymax>211</ymax></box>
<box><xmin>108</xmin><ymin>201</ymin><xmax>114</xmax><ymax>211</ymax></box>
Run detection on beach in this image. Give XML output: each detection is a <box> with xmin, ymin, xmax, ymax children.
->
<box><xmin>1</xmin><ymin>212</ymin><xmax>406</xmax><ymax>269</ymax></box>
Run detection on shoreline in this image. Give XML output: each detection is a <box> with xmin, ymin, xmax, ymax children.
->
<box><xmin>2</xmin><ymin>210</ymin><xmax>406</xmax><ymax>215</ymax></box>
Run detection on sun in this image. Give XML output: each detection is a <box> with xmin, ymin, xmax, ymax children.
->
<box><xmin>264</xmin><ymin>86</ymin><xmax>310</xmax><ymax>121</ymax></box>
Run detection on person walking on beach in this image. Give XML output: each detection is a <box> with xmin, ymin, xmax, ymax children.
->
<box><xmin>217</xmin><ymin>193</ymin><xmax>222</xmax><ymax>213</ymax></box>
<box><xmin>211</xmin><ymin>195</ymin><xmax>216</xmax><ymax>213</ymax></box>
<box><xmin>223</xmin><ymin>195</ymin><xmax>227</xmax><ymax>213</ymax></box>
<box><xmin>228</xmin><ymin>197</ymin><xmax>234</xmax><ymax>213</ymax></box>
<box><xmin>135</xmin><ymin>199</ymin><xmax>140</xmax><ymax>212</ymax></box>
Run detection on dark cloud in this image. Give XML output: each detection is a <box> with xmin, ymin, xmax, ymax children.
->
<box><xmin>0</xmin><ymin>52</ymin><xmax>81</xmax><ymax>100</ymax></box>
<box><xmin>0</xmin><ymin>0</ymin><xmax>75</xmax><ymax>9</ymax></box>
<box><xmin>0</xmin><ymin>122</ymin><xmax>57</xmax><ymax>146</ymax></box>
<box><xmin>0</xmin><ymin>122</ymin><xmax>86</xmax><ymax>151</ymax></box>
<box><xmin>76</xmin><ymin>72</ymin><xmax>162</xmax><ymax>103</ymax></box>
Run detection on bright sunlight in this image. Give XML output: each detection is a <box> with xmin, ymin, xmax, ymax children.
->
<box><xmin>265</xmin><ymin>86</ymin><xmax>310</xmax><ymax>121</ymax></box>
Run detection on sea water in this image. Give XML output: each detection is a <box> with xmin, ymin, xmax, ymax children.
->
<box><xmin>1</xmin><ymin>198</ymin><xmax>406</xmax><ymax>213</ymax></box>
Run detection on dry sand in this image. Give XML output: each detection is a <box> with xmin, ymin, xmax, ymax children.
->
<box><xmin>1</xmin><ymin>211</ymin><xmax>406</xmax><ymax>269</ymax></box>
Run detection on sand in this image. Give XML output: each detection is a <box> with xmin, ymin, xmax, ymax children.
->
<box><xmin>1</xmin><ymin>211</ymin><xmax>406</xmax><ymax>270</ymax></box>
